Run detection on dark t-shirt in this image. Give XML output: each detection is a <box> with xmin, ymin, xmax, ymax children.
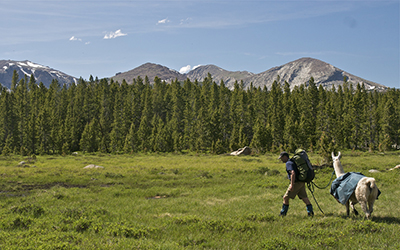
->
<box><xmin>285</xmin><ymin>160</ymin><xmax>298</xmax><ymax>180</ymax></box>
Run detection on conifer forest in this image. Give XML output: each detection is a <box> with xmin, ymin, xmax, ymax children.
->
<box><xmin>0</xmin><ymin>71</ymin><xmax>399</xmax><ymax>156</ymax></box>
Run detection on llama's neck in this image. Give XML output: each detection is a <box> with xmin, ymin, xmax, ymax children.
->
<box><xmin>333</xmin><ymin>161</ymin><xmax>346</xmax><ymax>178</ymax></box>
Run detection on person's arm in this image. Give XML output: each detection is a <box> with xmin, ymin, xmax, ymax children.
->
<box><xmin>289</xmin><ymin>170</ymin><xmax>296</xmax><ymax>191</ymax></box>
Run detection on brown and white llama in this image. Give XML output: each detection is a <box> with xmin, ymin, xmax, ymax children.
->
<box><xmin>331</xmin><ymin>152</ymin><xmax>379</xmax><ymax>219</ymax></box>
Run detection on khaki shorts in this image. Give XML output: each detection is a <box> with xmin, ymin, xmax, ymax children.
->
<box><xmin>283</xmin><ymin>181</ymin><xmax>308</xmax><ymax>199</ymax></box>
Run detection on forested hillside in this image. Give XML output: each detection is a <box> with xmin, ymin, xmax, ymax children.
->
<box><xmin>0</xmin><ymin>71</ymin><xmax>399</xmax><ymax>156</ymax></box>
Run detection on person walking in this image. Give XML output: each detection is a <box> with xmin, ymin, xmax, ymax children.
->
<box><xmin>278</xmin><ymin>151</ymin><xmax>314</xmax><ymax>217</ymax></box>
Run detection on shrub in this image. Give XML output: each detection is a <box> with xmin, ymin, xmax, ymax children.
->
<box><xmin>260</xmin><ymin>238</ymin><xmax>290</xmax><ymax>249</ymax></box>
<box><xmin>10</xmin><ymin>216</ymin><xmax>32</xmax><ymax>229</ymax></box>
<box><xmin>198</xmin><ymin>171</ymin><xmax>213</xmax><ymax>179</ymax></box>
<box><xmin>74</xmin><ymin>217</ymin><xmax>92</xmax><ymax>232</ymax></box>
<box><xmin>10</xmin><ymin>204</ymin><xmax>45</xmax><ymax>218</ymax></box>
<box><xmin>104</xmin><ymin>172</ymin><xmax>124</xmax><ymax>178</ymax></box>
<box><xmin>244</xmin><ymin>213</ymin><xmax>275</xmax><ymax>222</ymax></box>
<box><xmin>172</xmin><ymin>215</ymin><xmax>201</xmax><ymax>225</ymax></box>
<box><xmin>349</xmin><ymin>220</ymin><xmax>382</xmax><ymax>234</ymax></box>
<box><xmin>107</xmin><ymin>223</ymin><xmax>154</xmax><ymax>238</ymax></box>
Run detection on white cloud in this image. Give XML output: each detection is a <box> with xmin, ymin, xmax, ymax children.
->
<box><xmin>69</xmin><ymin>36</ymin><xmax>81</xmax><ymax>41</ymax></box>
<box><xmin>192</xmin><ymin>64</ymin><xmax>202</xmax><ymax>70</ymax></box>
<box><xmin>179</xmin><ymin>64</ymin><xmax>202</xmax><ymax>74</ymax></box>
<box><xmin>180</xmin><ymin>18</ymin><xmax>192</xmax><ymax>25</ymax></box>
<box><xmin>103</xmin><ymin>29</ymin><xmax>127</xmax><ymax>39</ymax></box>
<box><xmin>179</xmin><ymin>65</ymin><xmax>192</xmax><ymax>74</ymax></box>
<box><xmin>157</xmin><ymin>18</ymin><xmax>170</xmax><ymax>24</ymax></box>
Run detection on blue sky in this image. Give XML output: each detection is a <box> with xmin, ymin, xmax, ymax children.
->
<box><xmin>1</xmin><ymin>0</ymin><xmax>399</xmax><ymax>88</ymax></box>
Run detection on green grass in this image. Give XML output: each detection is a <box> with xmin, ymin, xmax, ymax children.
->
<box><xmin>0</xmin><ymin>151</ymin><xmax>399</xmax><ymax>249</ymax></box>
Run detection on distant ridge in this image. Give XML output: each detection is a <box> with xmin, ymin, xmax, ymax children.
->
<box><xmin>0</xmin><ymin>60</ymin><xmax>77</xmax><ymax>89</ymax></box>
<box><xmin>111</xmin><ymin>57</ymin><xmax>387</xmax><ymax>91</ymax></box>
<box><xmin>0</xmin><ymin>58</ymin><xmax>388</xmax><ymax>91</ymax></box>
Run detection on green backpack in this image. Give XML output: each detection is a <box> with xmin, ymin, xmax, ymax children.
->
<box><xmin>291</xmin><ymin>149</ymin><xmax>315</xmax><ymax>183</ymax></box>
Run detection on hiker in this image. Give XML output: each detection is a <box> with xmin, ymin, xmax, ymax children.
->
<box><xmin>278</xmin><ymin>151</ymin><xmax>314</xmax><ymax>216</ymax></box>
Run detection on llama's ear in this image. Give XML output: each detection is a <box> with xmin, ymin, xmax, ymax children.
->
<box><xmin>332</xmin><ymin>152</ymin><xmax>335</xmax><ymax>158</ymax></box>
<box><xmin>338</xmin><ymin>152</ymin><xmax>341</xmax><ymax>159</ymax></box>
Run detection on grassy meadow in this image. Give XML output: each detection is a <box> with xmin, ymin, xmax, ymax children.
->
<box><xmin>0</xmin><ymin>151</ymin><xmax>399</xmax><ymax>249</ymax></box>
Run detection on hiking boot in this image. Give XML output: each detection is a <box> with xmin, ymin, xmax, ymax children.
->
<box><xmin>306</xmin><ymin>204</ymin><xmax>314</xmax><ymax>217</ymax></box>
<box><xmin>280</xmin><ymin>204</ymin><xmax>289</xmax><ymax>216</ymax></box>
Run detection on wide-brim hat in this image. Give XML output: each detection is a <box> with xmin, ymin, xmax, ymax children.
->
<box><xmin>278</xmin><ymin>151</ymin><xmax>289</xmax><ymax>159</ymax></box>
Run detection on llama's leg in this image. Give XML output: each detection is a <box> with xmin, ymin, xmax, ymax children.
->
<box><xmin>368</xmin><ymin>186</ymin><xmax>379</xmax><ymax>216</ymax></box>
<box><xmin>346</xmin><ymin>200</ymin><xmax>350</xmax><ymax>217</ymax></box>
<box><xmin>368</xmin><ymin>196</ymin><xmax>376</xmax><ymax>216</ymax></box>
<box><xmin>359</xmin><ymin>201</ymin><xmax>370</xmax><ymax>219</ymax></box>
<box><xmin>350</xmin><ymin>201</ymin><xmax>359</xmax><ymax>215</ymax></box>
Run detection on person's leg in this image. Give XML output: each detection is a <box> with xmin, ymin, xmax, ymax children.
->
<box><xmin>301</xmin><ymin>197</ymin><xmax>311</xmax><ymax>205</ymax></box>
<box><xmin>280</xmin><ymin>184</ymin><xmax>296</xmax><ymax>216</ymax></box>
<box><xmin>280</xmin><ymin>196</ymin><xmax>290</xmax><ymax>216</ymax></box>
<box><xmin>297</xmin><ymin>183</ymin><xmax>313</xmax><ymax>216</ymax></box>
<box><xmin>302</xmin><ymin>198</ymin><xmax>314</xmax><ymax>216</ymax></box>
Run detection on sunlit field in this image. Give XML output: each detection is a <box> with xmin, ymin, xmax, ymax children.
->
<box><xmin>0</xmin><ymin>151</ymin><xmax>399</xmax><ymax>249</ymax></box>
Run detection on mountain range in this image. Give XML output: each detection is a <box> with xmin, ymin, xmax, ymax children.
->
<box><xmin>0</xmin><ymin>58</ymin><xmax>388</xmax><ymax>91</ymax></box>
<box><xmin>112</xmin><ymin>58</ymin><xmax>387</xmax><ymax>91</ymax></box>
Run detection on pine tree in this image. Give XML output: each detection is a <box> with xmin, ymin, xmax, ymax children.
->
<box><xmin>67</xmin><ymin>78</ymin><xmax>88</xmax><ymax>152</ymax></box>
<box><xmin>169</xmin><ymin>79</ymin><xmax>185</xmax><ymax>151</ymax></box>
<box><xmin>341</xmin><ymin>81</ymin><xmax>356</xmax><ymax>149</ymax></box>
<box><xmin>381</xmin><ymin>93</ymin><xmax>398</xmax><ymax>151</ymax></box>
<box><xmin>36</xmin><ymin>83</ymin><xmax>50</xmax><ymax>155</ymax></box>
<box><xmin>15</xmin><ymin>78</ymin><xmax>30</xmax><ymax>155</ymax></box>
<box><xmin>11</xmin><ymin>70</ymin><xmax>19</xmax><ymax>90</ymax></box>
<box><xmin>137</xmin><ymin>85</ymin><xmax>153</xmax><ymax>152</ymax></box>
<box><xmin>152</xmin><ymin>115</ymin><xmax>173</xmax><ymax>152</ymax></box>
<box><xmin>54</xmin><ymin>82</ymin><xmax>69</xmax><ymax>153</ymax></box>
<box><xmin>98</xmin><ymin>79</ymin><xmax>112</xmax><ymax>153</ymax></box>
<box><xmin>207</xmin><ymin>81</ymin><xmax>222</xmax><ymax>149</ymax></box>
<box><xmin>365</xmin><ymin>90</ymin><xmax>380</xmax><ymax>151</ymax></box>
<box><xmin>350</xmin><ymin>83</ymin><xmax>367</xmax><ymax>149</ymax></box>
<box><xmin>137</xmin><ymin>110</ymin><xmax>152</xmax><ymax>152</ymax></box>
<box><xmin>215</xmin><ymin>80</ymin><xmax>231</xmax><ymax>150</ymax></box>
<box><xmin>152</xmin><ymin>76</ymin><xmax>168</xmax><ymax>122</ymax></box>
<box><xmin>229</xmin><ymin>123</ymin><xmax>240</xmax><ymax>151</ymax></box>
<box><xmin>249</xmin><ymin>118</ymin><xmax>264</xmax><ymax>153</ymax></box>
<box><xmin>268</xmin><ymin>79</ymin><xmax>284</xmax><ymax>150</ymax></box>
<box><xmin>26</xmin><ymin>74</ymin><xmax>39</xmax><ymax>154</ymax></box>
<box><xmin>109</xmin><ymin>85</ymin><xmax>125</xmax><ymax>153</ymax></box>
<box><xmin>333</xmin><ymin>85</ymin><xmax>346</xmax><ymax>148</ymax></box>
<box><xmin>303</xmin><ymin>77</ymin><xmax>319</xmax><ymax>148</ymax></box>
<box><xmin>45</xmin><ymin>79</ymin><xmax>61</xmax><ymax>153</ymax></box>
<box><xmin>183</xmin><ymin>79</ymin><xmax>200</xmax><ymax>151</ymax></box>
<box><xmin>283</xmin><ymin>100</ymin><xmax>299</xmax><ymax>152</ymax></box>
<box><xmin>0</xmin><ymin>89</ymin><xmax>17</xmax><ymax>154</ymax></box>
<box><xmin>80</xmin><ymin>118</ymin><xmax>100</xmax><ymax>153</ymax></box>
<box><xmin>123</xmin><ymin>122</ymin><xmax>139</xmax><ymax>153</ymax></box>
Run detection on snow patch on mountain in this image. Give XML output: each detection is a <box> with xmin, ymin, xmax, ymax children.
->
<box><xmin>0</xmin><ymin>60</ymin><xmax>78</xmax><ymax>89</ymax></box>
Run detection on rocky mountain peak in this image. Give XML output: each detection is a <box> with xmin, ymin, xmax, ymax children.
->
<box><xmin>112</xmin><ymin>62</ymin><xmax>183</xmax><ymax>84</ymax></box>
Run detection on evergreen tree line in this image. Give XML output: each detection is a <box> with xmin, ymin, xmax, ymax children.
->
<box><xmin>0</xmin><ymin>70</ymin><xmax>399</xmax><ymax>157</ymax></box>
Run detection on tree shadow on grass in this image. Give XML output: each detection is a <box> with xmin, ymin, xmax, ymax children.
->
<box><xmin>372</xmin><ymin>216</ymin><xmax>400</xmax><ymax>224</ymax></box>
<box><xmin>318</xmin><ymin>213</ymin><xmax>400</xmax><ymax>225</ymax></box>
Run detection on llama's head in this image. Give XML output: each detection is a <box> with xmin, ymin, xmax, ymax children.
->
<box><xmin>332</xmin><ymin>152</ymin><xmax>345</xmax><ymax>177</ymax></box>
<box><xmin>331</xmin><ymin>151</ymin><xmax>342</xmax><ymax>163</ymax></box>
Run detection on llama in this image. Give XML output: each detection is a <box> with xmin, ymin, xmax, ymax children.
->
<box><xmin>330</xmin><ymin>152</ymin><xmax>379</xmax><ymax>219</ymax></box>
